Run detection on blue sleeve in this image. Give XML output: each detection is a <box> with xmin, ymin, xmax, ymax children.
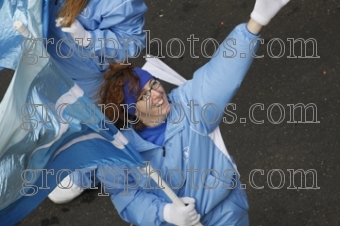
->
<box><xmin>97</xmin><ymin>164</ymin><xmax>167</xmax><ymax>226</ymax></box>
<box><xmin>112</xmin><ymin>190</ymin><xmax>167</xmax><ymax>226</ymax></box>
<box><xmin>176</xmin><ymin>23</ymin><xmax>261</xmax><ymax>134</ymax></box>
<box><xmin>86</xmin><ymin>0</ymin><xmax>147</xmax><ymax>61</ymax></box>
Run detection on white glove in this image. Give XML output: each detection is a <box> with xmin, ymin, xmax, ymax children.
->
<box><xmin>163</xmin><ymin>197</ymin><xmax>201</xmax><ymax>226</ymax></box>
<box><xmin>250</xmin><ymin>0</ymin><xmax>291</xmax><ymax>26</ymax></box>
<box><xmin>56</xmin><ymin>18</ymin><xmax>92</xmax><ymax>47</ymax></box>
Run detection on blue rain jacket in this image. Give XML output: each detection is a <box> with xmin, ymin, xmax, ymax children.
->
<box><xmin>47</xmin><ymin>0</ymin><xmax>147</xmax><ymax>100</ymax></box>
<box><xmin>100</xmin><ymin>24</ymin><xmax>261</xmax><ymax>226</ymax></box>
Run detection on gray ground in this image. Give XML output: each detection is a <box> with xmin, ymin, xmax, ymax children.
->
<box><xmin>1</xmin><ymin>0</ymin><xmax>340</xmax><ymax>225</ymax></box>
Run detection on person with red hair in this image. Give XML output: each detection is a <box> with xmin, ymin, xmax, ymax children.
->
<box><xmin>49</xmin><ymin>0</ymin><xmax>291</xmax><ymax>225</ymax></box>
<box><xmin>93</xmin><ymin>1</ymin><xmax>291</xmax><ymax>225</ymax></box>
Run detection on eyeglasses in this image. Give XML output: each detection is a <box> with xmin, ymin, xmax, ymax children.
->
<box><xmin>137</xmin><ymin>78</ymin><xmax>161</xmax><ymax>101</ymax></box>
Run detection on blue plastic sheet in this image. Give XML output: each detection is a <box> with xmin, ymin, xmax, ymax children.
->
<box><xmin>0</xmin><ymin>1</ymin><xmax>144</xmax><ymax>224</ymax></box>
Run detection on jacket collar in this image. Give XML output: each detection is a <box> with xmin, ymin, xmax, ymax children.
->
<box><xmin>164</xmin><ymin>118</ymin><xmax>184</xmax><ymax>143</ymax></box>
<box><xmin>121</xmin><ymin>120</ymin><xmax>184</xmax><ymax>153</ymax></box>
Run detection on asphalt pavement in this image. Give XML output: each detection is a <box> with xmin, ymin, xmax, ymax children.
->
<box><xmin>1</xmin><ymin>0</ymin><xmax>340</xmax><ymax>225</ymax></box>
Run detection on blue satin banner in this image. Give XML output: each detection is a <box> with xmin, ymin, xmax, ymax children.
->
<box><xmin>0</xmin><ymin>1</ymin><xmax>144</xmax><ymax>224</ymax></box>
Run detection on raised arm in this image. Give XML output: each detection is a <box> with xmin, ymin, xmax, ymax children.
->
<box><xmin>176</xmin><ymin>0</ymin><xmax>291</xmax><ymax>134</ymax></box>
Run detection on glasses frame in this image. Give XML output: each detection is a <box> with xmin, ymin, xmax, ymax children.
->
<box><xmin>137</xmin><ymin>78</ymin><xmax>161</xmax><ymax>102</ymax></box>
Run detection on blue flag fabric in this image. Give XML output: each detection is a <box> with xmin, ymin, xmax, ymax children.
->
<box><xmin>0</xmin><ymin>0</ymin><xmax>28</xmax><ymax>70</ymax></box>
<box><xmin>0</xmin><ymin>1</ymin><xmax>145</xmax><ymax>225</ymax></box>
<box><xmin>0</xmin><ymin>0</ymin><xmax>49</xmax><ymax>70</ymax></box>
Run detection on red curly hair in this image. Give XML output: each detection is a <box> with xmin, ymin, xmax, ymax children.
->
<box><xmin>98</xmin><ymin>62</ymin><xmax>144</xmax><ymax>130</ymax></box>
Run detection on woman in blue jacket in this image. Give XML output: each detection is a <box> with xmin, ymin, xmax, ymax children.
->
<box><xmin>95</xmin><ymin>0</ymin><xmax>291</xmax><ymax>225</ymax></box>
<box><xmin>47</xmin><ymin>0</ymin><xmax>147</xmax><ymax>101</ymax></box>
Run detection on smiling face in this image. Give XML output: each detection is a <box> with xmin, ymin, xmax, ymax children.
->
<box><xmin>135</xmin><ymin>78</ymin><xmax>170</xmax><ymax>126</ymax></box>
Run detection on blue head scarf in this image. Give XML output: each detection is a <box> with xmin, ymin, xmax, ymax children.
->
<box><xmin>123</xmin><ymin>67</ymin><xmax>154</xmax><ymax>115</ymax></box>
